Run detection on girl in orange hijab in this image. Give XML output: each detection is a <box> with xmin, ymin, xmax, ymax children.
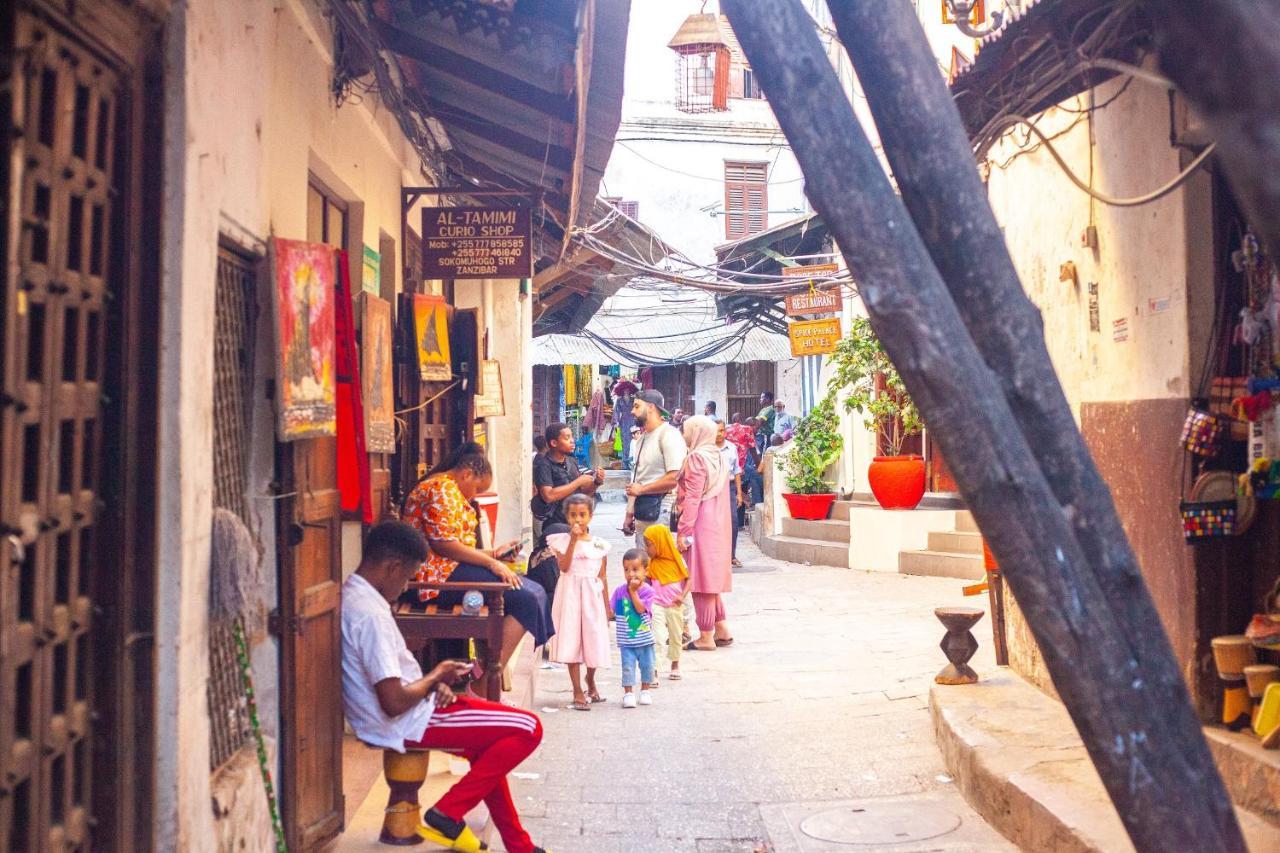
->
<box><xmin>643</xmin><ymin>523</ymin><xmax>691</xmax><ymax>679</ymax></box>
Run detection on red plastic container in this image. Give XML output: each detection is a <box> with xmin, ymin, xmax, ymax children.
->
<box><xmin>867</xmin><ymin>455</ymin><xmax>926</xmax><ymax>510</ymax></box>
<box><xmin>782</xmin><ymin>492</ymin><xmax>838</xmax><ymax>520</ymax></box>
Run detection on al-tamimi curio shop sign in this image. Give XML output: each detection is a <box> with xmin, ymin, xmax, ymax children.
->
<box><xmin>421</xmin><ymin>205</ymin><xmax>533</xmax><ymax>280</ymax></box>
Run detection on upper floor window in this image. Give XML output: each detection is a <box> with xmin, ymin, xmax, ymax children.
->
<box><xmin>307</xmin><ymin>180</ymin><xmax>347</xmax><ymax>249</ymax></box>
<box><xmin>724</xmin><ymin>161</ymin><xmax>768</xmax><ymax>240</ymax></box>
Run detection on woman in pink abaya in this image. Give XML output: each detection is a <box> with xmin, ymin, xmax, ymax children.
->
<box><xmin>676</xmin><ymin>415</ymin><xmax>735</xmax><ymax>650</ymax></box>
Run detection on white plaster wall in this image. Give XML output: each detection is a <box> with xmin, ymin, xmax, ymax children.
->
<box><xmin>695</xmin><ymin>364</ymin><xmax>728</xmax><ymax>417</ymax></box>
<box><xmin>158</xmin><ymin>0</ymin><xmax>435</xmax><ymax>846</ymax></box>
<box><xmin>985</xmin><ymin>74</ymin><xmax>1195</xmax><ymax>411</ymax></box>
<box><xmin>454</xmin><ymin>280</ymin><xmax>533</xmax><ymax>546</ymax></box>
<box><xmin>774</xmin><ymin>359</ymin><xmax>804</xmax><ymax>418</ymax></box>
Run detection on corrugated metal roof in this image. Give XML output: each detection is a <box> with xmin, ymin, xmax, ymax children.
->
<box><xmin>531</xmin><ymin>289</ymin><xmax>794</xmax><ymax>366</ymax></box>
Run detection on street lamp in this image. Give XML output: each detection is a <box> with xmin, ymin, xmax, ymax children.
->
<box><xmin>943</xmin><ymin>0</ymin><xmax>1005</xmax><ymax>39</ymax></box>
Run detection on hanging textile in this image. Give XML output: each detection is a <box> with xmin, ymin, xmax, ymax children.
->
<box><xmin>335</xmin><ymin>249</ymin><xmax>372</xmax><ymax>522</ymax></box>
<box><xmin>563</xmin><ymin>364</ymin><xmax>577</xmax><ymax>405</ymax></box>
<box><xmin>583</xmin><ymin>390</ymin><xmax>607</xmax><ymax>431</ymax></box>
<box><xmin>576</xmin><ymin>364</ymin><xmax>593</xmax><ymax>406</ymax></box>
<box><xmin>607</xmin><ymin>364</ymin><xmax>621</xmax><ymax>379</ymax></box>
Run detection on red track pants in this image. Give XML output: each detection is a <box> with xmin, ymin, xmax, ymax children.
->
<box><xmin>406</xmin><ymin>696</ymin><xmax>543</xmax><ymax>853</ymax></box>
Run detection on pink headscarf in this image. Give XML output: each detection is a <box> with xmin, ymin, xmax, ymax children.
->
<box><xmin>682</xmin><ymin>415</ymin><xmax>729</xmax><ymax>498</ymax></box>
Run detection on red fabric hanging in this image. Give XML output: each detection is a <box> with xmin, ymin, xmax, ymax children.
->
<box><xmin>335</xmin><ymin>250</ymin><xmax>372</xmax><ymax>522</ymax></box>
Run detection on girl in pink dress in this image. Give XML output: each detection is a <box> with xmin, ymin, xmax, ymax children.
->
<box><xmin>548</xmin><ymin>494</ymin><xmax>612</xmax><ymax>710</ymax></box>
<box><xmin>676</xmin><ymin>416</ymin><xmax>735</xmax><ymax>651</ymax></box>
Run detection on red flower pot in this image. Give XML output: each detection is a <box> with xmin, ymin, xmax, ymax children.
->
<box><xmin>867</xmin><ymin>455</ymin><xmax>926</xmax><ymax>510</ymax></box>
<box><xmin>782</xmin><ymin>492</ymin><xmax>838</xmax><ymax>520</ymax></box>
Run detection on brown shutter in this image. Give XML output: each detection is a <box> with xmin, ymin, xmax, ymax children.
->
<box><xmin>724</xmin><ymin>161</ymin><xmax>769</xmax><ymax>240</ymax></box>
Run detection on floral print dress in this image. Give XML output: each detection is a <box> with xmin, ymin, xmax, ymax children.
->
<box><xmin>403</xmin><ymin>474</ymin><xmax>476</xmax><ymax>602</ymax></box>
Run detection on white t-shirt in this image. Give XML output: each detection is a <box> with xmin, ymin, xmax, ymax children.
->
<box><xmin>632</xmin><ymin>422</ymin><xmax>688</xmax><ymax>490</ymax></box>
<box><xmin>341</xmin><ymin>573</ymin><xmax>436</xmax><ymax>752</ymax></box>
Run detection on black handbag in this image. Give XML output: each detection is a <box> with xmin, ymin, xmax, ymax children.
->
<box><xmin>633</xmin><ymin>493</ymin><xmax>664</xmax><ymax>522</ymax></box>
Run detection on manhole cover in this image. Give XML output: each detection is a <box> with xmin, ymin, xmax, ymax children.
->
<box><xmin>799</xmin><ymin>802</ymin><xmax>960</xmax><ymax>845</ymax></box>
<box><xmin>733</xmin><ymin>564</ymin><xmax>777</xmax><ymax>573</ymax></box>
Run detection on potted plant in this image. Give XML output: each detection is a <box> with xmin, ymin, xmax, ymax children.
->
<box><xmin>828</xmin><ymin>317</ymin><xmax>927</xmax><ymax>509</ymax></box>
<box><xmin>781</xmin><ymin>393</ymin><xmax>844</xmax><ymax>520</ymax></box>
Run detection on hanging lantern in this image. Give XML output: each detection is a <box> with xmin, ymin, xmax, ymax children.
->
<box><xmin>667</xmin><ymin>13</ymin><xmax>730</xmax><ymax>114</ymax></box>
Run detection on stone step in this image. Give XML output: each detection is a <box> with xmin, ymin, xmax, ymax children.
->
<box><xmin>898</xmin><ymin>549</ymin><xmax>985</xmax><ymax>581</ymax></box>
<box><xmin>831</xmin><ymin>500</ymin><xmax>855</xmax><ymax>521</ymax></box>
<box><xmin>760</xmin><ymin>534</ymin><xmax>849</xmax><ymax>569</ymax></box>
<box><xmin>928</xmin><ymin>530</ymin><xmax>983</xmax><ymax>555</ymax></box>
<box><xmin>955</xmin><ymin>510</ymin><xmax>979</xmax><ymax>533</ymax></box>
<box><xmin>781</xmin><ymin>517</ymin><xmax>851</xmax><ymax>543</ymax></box>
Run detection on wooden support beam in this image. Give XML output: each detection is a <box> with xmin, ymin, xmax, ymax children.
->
<box><xmin>1142</xmin><ymin>1</ymin><xmax>1280</xmax><ymax>257</ymax></box>
<box><xmin>720</xmin><ymin>2</ymin><xmax>1245</xmax><ymax>850</ymax></box>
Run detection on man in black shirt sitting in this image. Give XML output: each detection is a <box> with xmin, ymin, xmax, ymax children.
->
<box><xmin>532</xmin><ymin>422</ymin><xmax>603</xmax><ymax>535</ymax></box>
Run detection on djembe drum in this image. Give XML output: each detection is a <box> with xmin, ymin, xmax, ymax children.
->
<box><xmin>1212</xmin><ymin>635</ymin><xmax>1256</xmax><ymax>730</ymax></box>
<box><xmin>1244</xmin><ymin>663</ymin><xmax>1280</xmax><ymax>732</ymax></box>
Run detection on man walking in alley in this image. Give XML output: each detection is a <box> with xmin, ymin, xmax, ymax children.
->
<box><xmin>624</xmin><ymin>389</ymin><xmax>687</xmax><ymax>546</ymax></box>
<box><xmin>341</xmin><ymin>521</ymin><xmax>550</xmax><ymax>853</ymax></box>
<box><xmin>772</xmin><ymin>399</ymin><xmax>797</xmax><ymax>439</ymax></box>
<box><xmin>533</xmin><ymin>422</ymin><xmax>604</xmax><ymax>543</ymax></box>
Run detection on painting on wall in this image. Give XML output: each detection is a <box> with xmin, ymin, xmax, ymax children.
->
<box><xmin>270</xmin><ymin>237</ymin><xmax>336</xmax><ymax>440</ymax></box>
<box><xmin>361</xmin><ymin>293</ymin><xmax>396</xmax><ymax>453</ymax></box>
<box><xmin>413</xmin><ymin>293</ymin><xmax>452</xmax><ymax>382</ymax></box>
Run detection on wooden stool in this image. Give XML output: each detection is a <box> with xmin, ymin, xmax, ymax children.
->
<box><xmin>1245</xmin><ymin>663</ymin><xmax>1280</xmax><ymax>732</ymax></box>
<box><xmin>934</xmin><ymin>607</ymin><xmax>984</xmax><ymax>685</ymax></box>
<box><xmin>380</xmin><ymin>749</ymin><xmax>430</xmax><ymax>845</ymax></box>
<box><xmin>1211</xmin><ymin>635</ymin><xmax>1255</xmax><ymax>730</ymax></box>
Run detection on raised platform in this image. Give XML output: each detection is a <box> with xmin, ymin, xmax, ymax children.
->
<box><xmin>930</xmin><ymin>671</ymin><xmax>1280</xmax><ymax>852</ymax></box>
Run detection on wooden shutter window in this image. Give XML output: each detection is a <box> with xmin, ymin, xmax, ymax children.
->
<box><xmin>724</xmin><ymin>161</ymin><xmax>769</xmax><ymax>240</ymax></box>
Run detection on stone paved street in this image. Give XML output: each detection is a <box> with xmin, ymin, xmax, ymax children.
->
<box><xmin>503</xmin><ymin>501</ymin><xmax>1015</xmax><ymax>852</ymax></box>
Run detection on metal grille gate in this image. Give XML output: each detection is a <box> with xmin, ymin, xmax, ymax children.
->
<box><xmin>2</xmin><ymin>15</ymin><xmax>119</xmax><ymax>850</ymax></box>
<box><xmin>207</xmin><ymin>247</ymin><xmax>258</xmax><ymax>770</ymax></box>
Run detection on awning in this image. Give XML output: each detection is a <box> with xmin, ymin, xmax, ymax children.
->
<box><xmin>714</xmin><ymin>214</ymin><xmax>836</xmax><ymax>334</ymax></box>
<box><xmin>949</xmin><ymin>0</ymin><xmax>1153</xmax><ymax>147</ymax></box>
<box><xmin>359</xmin><ymin>0</ymin><xmax>628</xmax><ymax>268</ymax></box>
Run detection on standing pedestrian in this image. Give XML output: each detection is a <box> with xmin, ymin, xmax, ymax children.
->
<box><xmin>771</xmin><ymin>400</ymin><xmax>797</xmax><ymax>439</ymax></box>
<box><xmin>547</xmin><ymin>494</ymin><xmax>611</xmax><ymax>711</ymax></box>
<box><xmin>623</xmin><ymin>390</ymin><xmax>687</xmax><ymax>547</ymax></box>
<box><xmin>755</xmin><ymin>391</ymin><xmax>777</xmax><ymax>442</ymax></box>
<box><xmin>533</xmin><ymin>422</ymin><xmax>603</xmax><ymax>541</ymax></box>
<box><xmin>642</xmin><ymin>523</ymin><xmax>691</xmax><ymax>680</ymax></box>
<box><xmin>716</xmin><ymin>420</ymin><xmax>745</xmax><ymax>569</ymax></box>
<box><xmin>703</xmin><ymin>400</ymin><xmax>717</xmax><ymax>418</ymax></box>
<box><xmin>614</xmin><ymin>549</ymin><xmax>658</xmax><ymax>708</ymax></box>
<box><xmin>675</xmin><ymin>415</ymin><xmax>734</xmax><ymax>651</ymax></box>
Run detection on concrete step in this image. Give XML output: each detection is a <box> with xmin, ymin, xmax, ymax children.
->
<box><xmin>955</xmin><ymin>510</ymin><xmax>979</xmax><ymax>533</ymax></box>
<box><xmin>928</xmin><ymin>529</ymin><xmax>983</xmax><ymax>555</ymax></box>
<box><xmin>898</xmin><ymin>549</ymin><xmax>985</xmax><ymax>580</ymax></box>
<box><xmin>781</xmin><ymin>517</ymin><xmax>851</xmax><ymax>543</ymax></box>
<box><xmin>931</xmin><ymin>673</ymin><xmax>1280</xmax><ymax>853</ymax></box>
<box><xmin>760</xmin><ymin>534</ymin><xmax>849</xmax><ymax>569</ymax></box>
<box><xmin>831</xmin><ymin>500</ymin><xmax>855</xmax><ymax>521</ymax></box>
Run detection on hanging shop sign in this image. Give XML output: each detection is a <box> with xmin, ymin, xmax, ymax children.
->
<box><xmin>421</xmin><ymin>205</ymin><xmax>533</xmax><ymax>280</ymax></box>
<box><xmin>781</xmin><ymin>263</ymin><xmax>841</xmax><ymax>317</ymax></box>
<box><xmin>474</xmin><ymin>359</ymin><xmax>506</xmax><ymax>419</ymax></box>
<box><xmin>413</xmin><ymin>294</ymin><xmax>453</xmax><ymax>382</ymax></box>
<box><xmin>270</xmin><ymin>238</ymin><xmax>336</xmax><ymax>440</ymax></box>
<box><xmin>361</xmin><ymin>293</ymin><xmax>396</xmax><ymax>453</ymax></box>
<box><xmin>789</xmin><ymin>317</ymin><xmax>843</xmax><ymax>357</ymax></box>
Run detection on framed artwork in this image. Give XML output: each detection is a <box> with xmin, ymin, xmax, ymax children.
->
<box><xmin>413</xmin><ymin>293</ymin><xmax>452</xmax><ymax>381</ymax></box>
<box><xmin>361</xmin><ymin>293</ymin><xmax>395</xmax><ymax>453</ymax></box>
<box><xmin>362</xmin><ymin>245</ymin><xmax>380</xmax><ymax>295</ymax></box>
<box><xmin>270</xmin><ymin>237</ymin><xmax>336</xmax><ymax>440</ymax></box>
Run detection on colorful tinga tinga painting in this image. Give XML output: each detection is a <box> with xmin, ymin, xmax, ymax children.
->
<box><xmin>271</xmin><ymin>238</ymin><xmax>336</xmax><ymax>440</ymax></box>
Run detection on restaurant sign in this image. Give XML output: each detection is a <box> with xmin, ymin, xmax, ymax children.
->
<box><xmin>784</xmin><ymin>289</ymin><xmax>840</xmax><ymax>317</ymax></box>
<box><xmin>422</xmin><ymin>205</ymin><xmax>532</xmax><ymax>280</ymax></box>
<box><xmin>788</xmin><ymin>317</ymin><xmax>842</xmax><ymax>357</ymax></box>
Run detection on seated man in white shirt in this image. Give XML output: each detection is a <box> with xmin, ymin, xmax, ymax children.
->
<box><xmin>342</xmin><ymin>521</ymin><xmax>549</xmax><ymax>853</ymax></box>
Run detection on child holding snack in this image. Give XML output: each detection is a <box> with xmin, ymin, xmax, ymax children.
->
<box><xmin>548</xmin><ymin>494</ymin><xmax>611</xmax><ymax>711</ymax></box>
<box><xmin>614</xmin><ymin>548</ymin><xmax>658</xmax><ymax>708</ymax></box>
<box><xmin>643</xmin><ymin>524</ymin><xmax>689</xmax><ymax>680</ymax></box>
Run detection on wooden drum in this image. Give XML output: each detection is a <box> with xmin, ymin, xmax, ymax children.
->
<box><xmin>1244</xmin><ymin>664</ymin><xmax>1280</xmax><ymax>699</ymax></box>
<box><xmin>1212</xmin><ymin>635</ymin><xmax>1256</xmax><ymax>680</ymax></box>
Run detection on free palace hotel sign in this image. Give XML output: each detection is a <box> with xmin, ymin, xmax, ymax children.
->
<box><xmin>421</xmin><ymin>205</ymin><xmax>533</xmax><ymax>280</ymax></box>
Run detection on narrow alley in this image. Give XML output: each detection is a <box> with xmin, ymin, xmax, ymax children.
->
<box><xmin>505</xmin><ymin>501</ymin><xmax>1012</xmax><ymax>852</ymax></box>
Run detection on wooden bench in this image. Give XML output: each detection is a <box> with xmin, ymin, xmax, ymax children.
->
<box><xmin>394</xmin><ymin>580</ymin><xmax>509</xmax><ymax>701</ymax></box>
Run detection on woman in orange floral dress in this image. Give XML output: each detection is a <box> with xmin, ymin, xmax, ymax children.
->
<box><xmin>402</xmin><ymin>444</ymin><xmax>552</xmax><ymax>673</ymax></box>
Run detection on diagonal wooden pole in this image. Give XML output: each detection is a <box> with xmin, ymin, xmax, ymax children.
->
<box><xmin>1141</xmin><ymin>0</ymin><xmax>1280</xmax><ymax>256</ymax></box>
<box><xmin>719</xmin><ymin>1</ymin><xmax>1245</xmax><ymax>850</ymax></box>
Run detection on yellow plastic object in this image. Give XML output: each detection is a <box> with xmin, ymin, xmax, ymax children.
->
<box><xmin>1254</xmin><ymin>681</ymin><xmax>1280</xmax><ymax>738</ymax></box>
<box><xmin>416</xmin><ymin>823</ymin><xmax>487</xmax><ymax>851</ymax></box>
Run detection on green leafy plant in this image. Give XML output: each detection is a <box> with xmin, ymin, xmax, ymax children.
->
<box><xmin>783</xmin><ymin>393</ymin><xmax>844</xmax><ymax>494</ymax></box>
<box><xmin>826</xmin><ymin>316</ymin><xmax>923</xmax><ymax>456</ymax></box>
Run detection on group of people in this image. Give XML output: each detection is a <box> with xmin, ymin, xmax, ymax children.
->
<box><xmin>334</xmin><ymin>387</ymin><xmax>796</xmax><ymax>852</ymax></box>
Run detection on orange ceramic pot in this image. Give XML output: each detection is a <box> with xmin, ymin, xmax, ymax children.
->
<box><xmin>867</xmin><ymin>455</ymin><xmax>926</xmax><ymax>510</ymax></box>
